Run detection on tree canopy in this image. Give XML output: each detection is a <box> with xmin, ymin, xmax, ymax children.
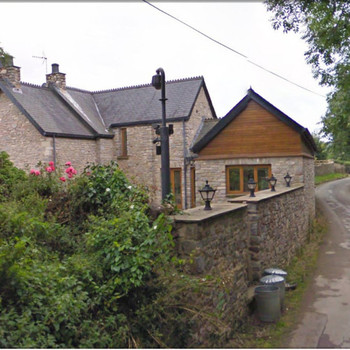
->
<box><xmin>265</xmin><ymin>1</ymin><xmax>350</xmax><ymax>160</ymax></box>
<box><xmin>0</xmin><ymin>44</ymin><xmax>12</xmax><ymax>66</ymax></box>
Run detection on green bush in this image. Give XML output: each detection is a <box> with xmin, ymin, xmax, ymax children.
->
<box><xmin>0</xmin><ymin>152</ymin><xmax>26</xmax><ymax>201</ymax></box>
<box><xmin>0</xmin><ymin>157</ymin><xmax>194</xmax><ymax>348</ymax></box>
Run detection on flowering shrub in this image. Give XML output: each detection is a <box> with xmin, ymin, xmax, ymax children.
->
<box><xmin>0</xmin><ymin>156</ymin><xmax>203</xmax><ymax>349</ymax></box>
<box><xmin>30</xmin><ymin>169</ymin><xmax>41</xmax><ymax>176</ymax></box>
<box><xmin>29</xmin><ymin>161</ymin><xmax>77</xmax><ymax>183</ymax></box>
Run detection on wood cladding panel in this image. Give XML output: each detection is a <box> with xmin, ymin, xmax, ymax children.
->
<box><xmin>199</xmin><ymin>101</ymin><xmax>303</xmax><ymax>157</ymax></box>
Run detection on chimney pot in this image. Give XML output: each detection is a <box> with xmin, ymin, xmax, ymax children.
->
<box><xmin>52</xmin><ymin>63</ymin><xmax>59</xmax><ymax>74</ymax></box>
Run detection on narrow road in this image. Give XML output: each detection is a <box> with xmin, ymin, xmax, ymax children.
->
<box><xmin>285</xmin><ymin>177</ymin><xmax>350</xmax><ymax>348</ymax></box>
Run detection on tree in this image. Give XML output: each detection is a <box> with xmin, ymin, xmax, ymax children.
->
<box><xmin>0</xmin><ymin>44</ymin><xmax>12</xmax><ymax>66</ymax></box>
<box><xmin>312</xmin><ymin>132</ymin><xmax>330</xmax><ymax>160</ymax></box>
<box><xmin>264</xmin><ymin>1</ymin><xmax>350</xmax><ymax>160</ymax></box>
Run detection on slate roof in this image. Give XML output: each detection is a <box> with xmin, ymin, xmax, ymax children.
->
<box><xmin>191</xmin><ymin>88</ymin><xmax>317</xmax><ymax>154</ymax></box>
<box><xmin>0</xmin><ymin>75</ymin><xmax>215</xmax><ymax>139</ymax></box>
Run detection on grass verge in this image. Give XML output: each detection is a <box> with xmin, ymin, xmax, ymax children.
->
<box><xmin>315</xmin><ymin>172</ymin><xmax>348</xmax><ymax>185</ymax></box>
<box><xmin>227</xmin><ymin>205</ymin><xmax>327</xmax><ymax>348</ymax></box>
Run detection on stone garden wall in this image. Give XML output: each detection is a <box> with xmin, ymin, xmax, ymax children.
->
<box><xmin>173</xmin><ymin>203</ymin><xmax>250</xmax><ymax>330</ymax></box>
<box><xmin>172</xmin><ymin>185</ymin><xmax>309</xmax><ymax>329</ymax></box>
<box><xmin>315</xmin><ymin>160</ymin><xmax>347</xmax><ymax>176</ymax></box>
<box><xmin>231</xmin><ymin>185</ymin><xmax>308</xmax><ymax>280</ymax></box>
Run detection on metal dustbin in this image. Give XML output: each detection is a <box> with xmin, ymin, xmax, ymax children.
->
<box><xmin>254</xmin><ymin>285</ymin><xmax>281</xmax><ymax>322</ymax></box>
<box><xmin>260</xmin><ymin>274</ymin><xmax>285</xmax><ymax>310</ymax></box>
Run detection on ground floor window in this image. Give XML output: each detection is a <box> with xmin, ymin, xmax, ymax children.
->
<box><xmin>226</xmin><ymin>165</ymin><xmax>271</xmax><ymax>195</ymax></box>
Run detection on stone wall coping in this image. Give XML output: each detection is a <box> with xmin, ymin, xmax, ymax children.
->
<box><xmin>172</xmin><ymin>203</ymin><xmax>247</xmax><ymax>223</ymax></box>
<box><xmin>228</xmin><ymin>184</ymin><xmax>304</xmax><ymax>204</ymax></box>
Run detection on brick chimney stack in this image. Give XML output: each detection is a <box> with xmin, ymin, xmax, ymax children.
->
<box><xmin>0</xmin><ymin>56</ymin><xmax>21</xmax><ymax>89</ymax></box>
<box><xmin>46</xmin><ymin>63</ymin><xmax>66</xmax><ymax>89</ymax></box>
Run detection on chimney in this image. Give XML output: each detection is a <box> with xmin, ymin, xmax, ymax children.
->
<box><xmin>46</xmin><ymin>63</ymin><xmax>66</xmax><ymax>89</ymax></box>
<box><xmin>0</xmin><ymin>56</ymin><xmax>21</xmax><ymax>89</ymax></box>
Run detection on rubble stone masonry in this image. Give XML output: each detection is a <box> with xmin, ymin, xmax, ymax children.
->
<box><xmin>195</xmin><ymin>155</ymin><xmax>313</xmax><ymax>212</ymax></box>
<box><xmin>0</xmin><ymin>92</ymin><xmax>51</xmax><ymax>169</ymax></box>
<box><xmin>114</xmin><ymin>86</ymin><xmax>215</xmax><ymax>206</ymax></box>
<box><xmin>172</xmin><ymin>184</ymin><xmax>311</xmax><ymax>332</ymax></box>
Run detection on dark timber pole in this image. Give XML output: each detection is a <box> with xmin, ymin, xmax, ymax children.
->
<box><xmin>152</xmin><ymin>68</ymin><xmax>171</xmax><ymax>201</ymax></box>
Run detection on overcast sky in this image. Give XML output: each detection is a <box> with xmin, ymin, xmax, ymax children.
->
<box><xmin>0</xmin><ymin>1</ymin><xmax>332</xmax><ymax>133</ymax></box>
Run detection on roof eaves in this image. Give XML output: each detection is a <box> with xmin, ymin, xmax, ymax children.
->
<box><xmin>44</xmin><ymin>131</ymin><xmax>113</xmax><ymax>140</ymax></box>
<box><xmin>0</xmin><ymin>79</ymin><xmax>47</xmax><ymax>137</ymax></box>
<box><xmin>301</xmin><ymin>128</ymin><xmax>318</xmax><ymax>154</ymax></box>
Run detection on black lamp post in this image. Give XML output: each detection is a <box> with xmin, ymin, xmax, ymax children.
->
<box><xmin>268</xmin><ymin>174</ymin><xmax>277</xmax><ymax>192</ymax></box>
<box><xmin>199</xmin><ymin>180</ymin><xmax>216</xmax><ymax>210</ymax></box>
<box><xmin>284</xmin><ymin>172</ymin><xmax>292</xmax><ymax>187</ymax></box>
<box><xmin>152</xmin><ymin>68</ymin><xmax>171</xmax><ymax>202</ymax></box>
<box><xmin>247</xmin><ymin>177</ymin><xmax>257</xmax><ymax>197</ymax></box>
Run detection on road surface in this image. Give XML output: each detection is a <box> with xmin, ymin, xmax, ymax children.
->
<box><xmin>285</xmin><ymin>177</ymin><xmax>350</xmax><ymax>348</ymax></box>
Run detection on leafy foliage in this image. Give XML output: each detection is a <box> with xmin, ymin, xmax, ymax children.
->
<box><xmin>264</xmin><ymin>1</ymin><xmax>350</xmax><ymax>160</ymax></box>
<box><xmin>0</xmin><ymin>44</ymin><xmax>12</xmax><ymax>66</ymax></box>
<box><xmin>0</xmin><ymin>151</ymin><xmax>26</xmax><ymax>201</ymax></box>
<box><xmin>0</xmin><ymin>157</ymin><xmax>195</xmax><ymax>348</ymax></box>
<box><xmin>0</xmin><ymin>157</ymin><xmax>232</xmax><ymax>347</ymax></box>
<box><xmin>312</xmin><ymin>132</ymin><xmax>330</xmax><ymax>160</ymax></box>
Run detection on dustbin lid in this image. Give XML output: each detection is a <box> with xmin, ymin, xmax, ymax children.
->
<box><xmin>260</xmin><ymin>274</ymin><xmax>285</xmax><ymax>284</ymax></box>
<box><xmin>264</xmin><ymin>268</ymin><xmax>287</xmax><ymax>277</ymax></box>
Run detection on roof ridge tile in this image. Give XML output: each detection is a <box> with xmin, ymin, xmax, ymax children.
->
<box><xmin>20</xmin><ymin>81</ymin><xmax>47</xmax><ymax>89</ymax></box>
<box><xmin>91</xmin><ymin>76</ymin><xmax>203</xmax><ymax>94</ymax></box>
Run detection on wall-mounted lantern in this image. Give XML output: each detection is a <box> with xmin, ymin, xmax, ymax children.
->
<box><xmin>268</xmin><ymin>174</ymin><xmax>277</xmax><ymax>192</ymax></box>
<box><xmin>199</xmin><ymin>180</ymin><xmax>216</xmax><ymax>210</ymax></box>
<box><xmin>284</xmin><ymin>172</ymin><xmax>292</xmax><ymax>187</ymax></box>
<box><xmin>247</xmin><ymin>176</ymin><xmax>257</xmax><ymax>197</ymax></box>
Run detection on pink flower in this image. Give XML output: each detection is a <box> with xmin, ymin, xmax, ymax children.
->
<box><xmin>48</xmin><ymin>161</ymin><xmax>55</xmax><ymax>171</ymax></box>
<box><xmin>46</xmin><ymin>166</ymin><xmax>54</xmax><ymax>173</ymax></box>
<box><xmin>67</xmin><ymin>173</ymin><xmax>73</xmax><ymax>178</ymax></box>
<box><xmin>59</xmin><ymin>176</ymin><xmax>66</xmax><ymax>182</ymax></box>
<box><xmin>30</xmin><ymin>169</ymin><xmax>36</xmax><ymax>174</ymax></box>
<box><xmin>34</xmin><ymin>170</ymin><xmax>41</xmax><ymax>176</ymax></box>
<box><xmin>65</xmin><ymin>161</ymin><xmax>71</xmax><ymax>166</ymax></box>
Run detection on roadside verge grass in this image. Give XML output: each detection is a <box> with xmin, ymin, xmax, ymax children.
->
<box><xmin>315</xmin><ymin>172</ymin><xmax>348</xmax><ymax>185</ymax></box>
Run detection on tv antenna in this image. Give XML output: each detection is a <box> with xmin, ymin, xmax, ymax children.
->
<box><xmin>32</xmin><ymin>52</ymin><xmax>48</xmax><ymax>74</ymax></box>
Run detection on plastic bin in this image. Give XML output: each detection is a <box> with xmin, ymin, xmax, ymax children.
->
<box><xmin>254</xmin><ymin>285</ymin><xmax>281</xmax><ymax>322</ymax></box>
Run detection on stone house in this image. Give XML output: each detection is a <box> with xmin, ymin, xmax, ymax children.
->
<box><xmin>190</xmin><ymin>88</ymin><xmax>317</xmax><ymax>218</ymax></box>
<box><xmin>0</xmin><ymin>60</ymin><xmax>216</xmax><ymax>207</ymax></box>
<box><xmin>0</xmin><ymin>59</ymin><xmax>316</xmax><ymax>212</ymax></box>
